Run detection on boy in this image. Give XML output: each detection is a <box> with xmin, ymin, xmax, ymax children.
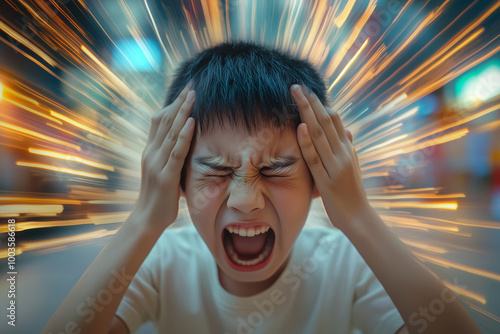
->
<box><xmin>43</xmin><ymin>42</ymin><xmax>480</xmax><ymax>334</ymax></box>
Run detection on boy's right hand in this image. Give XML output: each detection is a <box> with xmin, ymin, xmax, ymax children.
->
<box><xmin>131</xmin><ymin>83</ymin><xmax>196</xmax><ymax>231</ymax></box>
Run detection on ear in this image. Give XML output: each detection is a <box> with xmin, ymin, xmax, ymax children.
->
<box><xmin>312</xmin><ymin>183</ymin><xmax>320</xmax><ymax>199</ymax></box>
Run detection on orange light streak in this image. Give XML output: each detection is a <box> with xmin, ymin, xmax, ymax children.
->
<box><xmin>28</xmin><ymin>148</ymin><xmax>115</xmax><ymax>171</ymax></box>
<box><xmin>16</xmin><ymin>162</ymin><xmax>108</xmax><ymax>180</ymax></box>
<box><xmin>415</xmin><ymin>252</ymin><xmax>500</xmax><ymax>282</ymax></box>
<box><xmin>0</xmin><ymin>121</ymin><xmax>80</xmax><ymax>151</ymax></box>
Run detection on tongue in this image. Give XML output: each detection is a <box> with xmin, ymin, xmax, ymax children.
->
<box><xmin>231</xmin><ymin>232</ymin><xmax>268</xmax><ymax>255</ymax></box>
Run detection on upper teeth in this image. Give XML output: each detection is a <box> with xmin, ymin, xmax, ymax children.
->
<box><xmin>226</xmin><ymin>226</ymin><xmax>270</xmax><ymax>237</ymax></box>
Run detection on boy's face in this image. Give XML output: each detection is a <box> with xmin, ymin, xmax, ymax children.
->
<box><xmin>183</xmin><ymin>119</ymin><xmax>319</xmax><ymax>289</ymax></box>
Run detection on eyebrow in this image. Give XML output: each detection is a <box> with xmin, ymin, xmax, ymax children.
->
<box><xmin>193</xmin><ymin>156</ymin><xmax>299</xmax><ymax>170</ymax></box>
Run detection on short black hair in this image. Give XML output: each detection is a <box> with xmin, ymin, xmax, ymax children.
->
<box><xmin>168</xmin><ymin>41</ymin><xmax>326</xmax><ymax>192</ymax></box>
<box><xmin>165</xmin><ymin>41</ymin><xmax>327</xmax><ymax>135</ymax></box>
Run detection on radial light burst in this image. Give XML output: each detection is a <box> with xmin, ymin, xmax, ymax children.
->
<box><xmin>0</xmin><ymin>0</ymin><xmax>499</xmax><ymax>329</ymax></box>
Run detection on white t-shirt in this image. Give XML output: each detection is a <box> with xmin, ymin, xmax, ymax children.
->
<box><xmin>116</xmin><ymin>222</ymin><xmax>404</xmax><ymax>334</ymax></box>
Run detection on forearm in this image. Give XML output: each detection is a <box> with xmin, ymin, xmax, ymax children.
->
<box><xmin>342</xmin><ymin>206</ymin><xmax>480</xmax><ymax>334</ymax></box>
<box><xmin>43</xmin><ymin>213</ymin><xmax>163</xmax><ymax>334</ymax></box>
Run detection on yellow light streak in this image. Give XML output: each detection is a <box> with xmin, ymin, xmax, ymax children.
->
<box><xmin>368</xmin><ymin>193</ymin><xmax>465</xmax><ymax>200</ymax></box>
<box><xmin>0</xmin><ymin>121</ymin><xmax>80</xmax><ymax>151</ymax></box>
<box><xmin>443</xmin><ymin>281</ymin><xmax>486</xmax><ymax>304</ymax></box>
<box><xmin>0</xmin><ymin>21</ymin><xmax>57</xmax><ymax>66</ymax></box>
<box><xmin>28</xmin><ymin>148</ymin><xmax>115</xmax><ymax>171</ymax></box>
<box><xmin>19</xmin><ymin>229</ymin><xmax>118</xmax><ymax>253</ymax></box>
<box><xmin>328</xmin><ymin>38</ymin><xmax>369</xmax><ymax>92</ymax></box>
<box><xmin>400</xmin><ymin>238</ymin><xmax>448</xmax><ymax>254</ymax></box>
<box><xmin>334</xmin><ymin>0</ymin><xmax>356</xmax><ymax>28</ymax></box>
<box><xmin>0</xmin><ymin>249</ymin><xmax>23</xmax><ymax>259</ymax></box>
<box><xmin>2</xmin><ymin>97</ymin><xmax>63</xmax><ymax>125</ymax></box>
<box><xmin>0</xmin><ymin>197</ymin><xmax>82</xmax><ymax>205</ymax></box>
<box><xmin>372</xmin><ymin>201</ymin><xmax>458</xmax><ymax>210</ymax></box>
<box><xmin>0</xmin><ymin>204</ymin><xmax>63</xmax><ymax>215</ymax></box>
<box><xmin>16</xmin><ymin>162</ymin><xmax>108</xmax><ymax>180</ymax></box>
<box><xmin>49</xmin><ymin>110</ymin><xmax>107</xmax><ymax>138</ymax></box>
<box><xmin>415</xmin><ymin>252</ymin><xmax>500</xmax><ymax>282</ymax></box>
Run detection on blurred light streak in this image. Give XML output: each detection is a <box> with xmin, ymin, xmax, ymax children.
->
<box><xmin>49</xmin><ymin>110</ymin><xmax>108</xmax><ymax>138</ymax></box>
<box><xmin>16</xmin><ymin>161</ymin><xmax>109</xmax><ymax>180</ymax></box>
<box><xmin>0</xmin><ymin>197</ymin><xmax>82</xmax><ymax>204</ymax></box>
<box><xmin>371</xmin><ymin>201</ymin><xmax>458</xmax><ymax>210</ymax></box>
<box><xmin>19</xmin><ymin>229</ymin><xmax>118</xmax><ymax>253</ymax></box>
<box><xmin>380</xmin><ymin>214</ymin><xmax>460</xmax><ymax>233</ymax></box>
<box><xmin>0</xmin><ymin>121</ymin><xmax>81</xmax><ymax>151</ymax></box>
<box><xmin>368</xmin><ymin>193</ymin><xmax>465</xmax><ymax>200</ymax></box>
<box><xmin>328</xmin><ymin>38</ymin><xmax>368</xmax><ymax>92</ymax></box>
<box><xmin>28</xmin><ymin>148</ymin><xmax>115</xmax><ymax>171</ymax></box>
<box><xmin>468</xmin><ymin>304</ymin><xmax>500</xmax><ymax>323</ymax></box>
<box><xmin>334</xmin><ymin>0</ymin><xmax>356</xmax><ymax>28</ymax></box>
<box><xmin>2</xmin><ymin>96</ymin><xmax>63</xmax><ymax>125</ymax></box>
<box><xmin>400</xmin><ymin>238</ymin><xmax>448</xmax><ymax>254</ymax></box>
<box><xmin>443</xmin><ymin>281</ymin><xmax>487</xmax><ymax>305</ymax></box>
<box><xmin>0</xmin><ymin>21</ymin><xmax>57</xmax><ymax>66</ymax></box>
<box><xmin>0</xmin><ymin>248</ymin><xmax>23</xmax><ymax>259</ymax></box>
<box><xmin>0</xmin><ymin>0</ymin><xmax>498</xmax><ymax>324</ymax></box>
<box><xmin>415</xmin><ymin>252</ymin><xmax>500</xmax><ymax>282</ymax></box>
<box><xmin>0</xmin><ymin>204</ymin><xmax>63</xmax><ymax>215</ymax></box>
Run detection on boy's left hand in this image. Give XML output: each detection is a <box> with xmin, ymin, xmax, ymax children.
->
<box><xmin>291</xmin><ymin>84</ymin><xmax>371</xmax><ymax>232</ymax></box>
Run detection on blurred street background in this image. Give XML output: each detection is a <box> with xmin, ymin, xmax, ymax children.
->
<box><xmin>0</xmin><ymin>0</ymin><xmax>499</xmax><ymax>333</ymax></box>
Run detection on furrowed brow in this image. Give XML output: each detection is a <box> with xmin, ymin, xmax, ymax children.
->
<box><xmin>193</xmin><ymin>156</ymin><xmax>298</xmax><ymax>169</ymax></box>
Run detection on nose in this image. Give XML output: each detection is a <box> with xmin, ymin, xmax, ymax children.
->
<box><xmin>226</xmin><ymin>181</ymin><xmax>265</xmax><ymax>213</ymax></box>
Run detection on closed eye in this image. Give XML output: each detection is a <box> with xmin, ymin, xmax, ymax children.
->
<box><xmin>204</xmin><ymin>165</ymin><xmax>295</xmax><ymax>178</ymax></box>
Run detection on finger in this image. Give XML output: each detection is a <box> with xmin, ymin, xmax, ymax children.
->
<box><xmin>326</xmin><ymin>108</ymin><xmax>348</xmax><ymax>144</ymax></box>
<box><xmin>152</xmin><ymin>82</ymin><xmax>193</xmax><ymax>149</ymax></box>
<box><xmin>291</xmin><ymin>84</ymin><xmax>336</xmax><ymax>176</ymax></box>
<box><xmin>148</xmin><ymin>82</ymin><xmax>193</xmax><ymax>145</ymax></box>
<box><xmin>301</xmin><ymin>86</ymin><xmax>343</xmax><ymax>155</ymax></box>
<box><xmin>297</xmin><ymin>123</ymin><xmax>332</xmax><ymax>182</ymax></box>
<box><xmin>159</xmin><ymin>91</ymin><xmax>196</xmax><ymax>167</ymax></box>
<box><xmin>345</xmin><ymin>129</ymin><xmax>353</xmax><ymax>143</ymax></box>
<box><xmin>161</xmin><ymin>117</ymin><xmax>196</xmax><ymax>177</ymax></box>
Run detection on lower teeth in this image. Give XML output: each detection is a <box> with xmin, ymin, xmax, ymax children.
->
<box><xmin>226</xmin><ymin>238</ymin><xmax>273</xmax><ymax>266</ymax></box>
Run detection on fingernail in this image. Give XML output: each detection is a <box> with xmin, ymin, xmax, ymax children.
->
<box><xmin>291</xmin><ymin>84</ymin><xmax>301</xmax><ymax>94</ymax></box>
<box><xmin>301</xmin><ymin>123</ymin><xmax>309</xmax><ymax>136</ymax></box>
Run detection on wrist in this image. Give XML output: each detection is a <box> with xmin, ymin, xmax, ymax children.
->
<box><xmin>125</xmin><ymin>209</ymin><xmax>170</xmax><ymax>237</ymax></box>
<box><xmin>339</xmin><ymin>203</ymin><xmax>383</xmax><ymax>239</ymax></box>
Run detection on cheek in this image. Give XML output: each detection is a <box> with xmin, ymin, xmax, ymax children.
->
<box><xmin>185</xmin><ymin>176</ymin><xmax>227</xmax><ymax>216</ymax></box>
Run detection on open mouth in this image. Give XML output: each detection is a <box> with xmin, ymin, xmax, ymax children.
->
<box><xmin>222</xmin><ymin>224</ymin><xmax>275</xmax><ymax>271</ymax></box>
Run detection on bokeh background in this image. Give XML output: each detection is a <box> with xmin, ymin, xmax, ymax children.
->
<box><xmin>0</xmin><ymin>0</ymin><xmax>499</xmax><ymax>333</ymax></box>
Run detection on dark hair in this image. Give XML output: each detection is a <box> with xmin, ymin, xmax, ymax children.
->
<box><xmin>165</xmin><ymin>41</ymin><xmax>327</xmax><ymax>134</ymax></box>
<box><xmin>168</xmin><ymin>41</ymin><xmax>326</xmax><ymax>192</ymax></box>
